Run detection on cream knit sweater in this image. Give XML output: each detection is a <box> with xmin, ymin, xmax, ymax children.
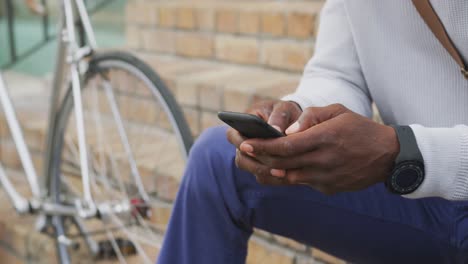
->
<box><xmin>283</xmin><ymin>0</ymin><xmax>468</xmax><ymax>200</ymax></box>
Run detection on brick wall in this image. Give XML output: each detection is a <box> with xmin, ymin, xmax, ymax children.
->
<box><xmin>0</xmin><ymin>0</ymin><xmax>349</xmax><ymax>263</ymax></box>
<box><xmin>125</xmin><ymin>1</ymin><xmax>322</xmax><ymax>72</ymax></box>
<box><xmin>124</xmin><ymin>1</ymin><xmax>349</xmax><ymax>264</ymax></box>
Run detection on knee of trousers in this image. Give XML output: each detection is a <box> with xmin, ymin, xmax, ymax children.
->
<box><xmin>183</xmin><ymin>126</ymin><xmax>237</xmax><ymax>194</ymax></box>
<box><xmin>180</xmin><ymin>126</ymin><xmax>252</xmax><ymax>229</ymax></box>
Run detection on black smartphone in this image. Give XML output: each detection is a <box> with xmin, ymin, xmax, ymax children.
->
<box><xmin>217</xmin><ymin>111</ymin><xmax>285</xmax><ymax>139</ymax></box>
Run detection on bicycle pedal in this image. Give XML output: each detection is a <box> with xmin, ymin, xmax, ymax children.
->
<box><xmin>130</xmin><ymin>198</ymin><xmax>151</xmax><ymax>219</ymax></box>
<box><xmin>96</xmin><ymin>238</ymin><xmax>136</xmax><ymax>259</ymax></box>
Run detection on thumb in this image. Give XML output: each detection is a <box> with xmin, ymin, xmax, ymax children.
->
<box><xmin>286</xmin><ymin>104</ymin><xmax>349</xmax><ymax>135</ymax></box>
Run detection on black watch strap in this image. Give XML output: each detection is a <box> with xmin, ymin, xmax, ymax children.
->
<box><xmin>391</xmin><ymin>125</ymin><xmax>424</xmax><ymax>164</ymax></box>
<box><xmin>386</xmin><ymin>125</ymin><xmax>425</xmax><ymax>194</ymax></box>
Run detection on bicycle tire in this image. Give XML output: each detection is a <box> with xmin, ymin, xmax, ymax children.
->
<box><xmin>49</xmin><ymin>51</ymin><xmax>193</xmax><ymax>262</ymax></box>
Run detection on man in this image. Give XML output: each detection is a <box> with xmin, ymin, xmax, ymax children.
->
<box><xmin>158</xmin><ymin>0</ymin><xmax>468</xmax><ymax>263</ymax></box>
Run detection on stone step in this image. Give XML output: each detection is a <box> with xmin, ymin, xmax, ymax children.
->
<box><xmin>125</xmin><ymin>0</ymin><xmax>324</xmax><ymax>72</ymax></box>
<box><xmin>0</xmin><ymin>170</ymin><xmax>342</xmax><ymax>264</ymax></box>
<box><xmin>0</xmin><ymin>110</ymin><xmax>345</xmax><ymax>264</ymax></box>
<box><xmin>0</xmin><ymin>169</ymin><xmax>167</xmax><ymax>263</ymax></box>
<box><xmin>0</xmin><ymin>69</ymin><xmax>345</xmax><ymax>263</ymax></box>
<box><xmin>0</xmin><ymin>113</ymin><xmax>185</xmax><ymax>202</ymax></box>
<box><xmin>0</xmin><ymin>54</ymin><xmax>301</xmax><ymax>197</ymax></box>
<box><xmin>134</xmin><ymin>52</ymin><xmax>302</xmax><ymax>136</ymax></box>
<box><xmin>0</xmin><ymin>52</ymin><xmax>302</xmax><ymax>202</ymax></box>
<box><xmin>0</xmin><ymin>169</ymin><xmax>58</xmax><ymax>264</ymax></box>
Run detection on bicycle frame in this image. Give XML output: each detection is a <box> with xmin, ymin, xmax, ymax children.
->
<box><xmin>0</xmin><ymin>0</ymin><xmax>99</xmax><ymax>215</ymax></box>
<box><xmin>0</xmin><ymin>1</ymin><xmax>186</xmax><ymax>262</ymax></box>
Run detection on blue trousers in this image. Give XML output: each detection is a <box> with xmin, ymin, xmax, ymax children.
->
<box><xmin>157</xmin><ymin>126</ymin><xmax>468</xmax><ymax>264</ymax></box>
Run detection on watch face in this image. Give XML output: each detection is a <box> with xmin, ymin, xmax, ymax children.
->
<box><xmin>388</xmin><ymin>161</ymin><xmax>425</xmax><ymax>194</ymax></box>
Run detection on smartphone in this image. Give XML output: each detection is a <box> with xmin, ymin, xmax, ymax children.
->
<box><xmin>217</xmin><ymin>111</ymin><xmax>284</xmax><ymax>139</ymax></box>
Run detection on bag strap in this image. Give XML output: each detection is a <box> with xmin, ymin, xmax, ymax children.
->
<box><xmin>412</xmin><ymin>0</ymin><xmax>468</xmax><ymax>79</ymax></box>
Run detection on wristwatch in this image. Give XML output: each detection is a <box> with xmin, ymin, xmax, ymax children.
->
<box><xmin>385</xmin><ymin>126</ymin><xmax>425</xmax><ymax>195</ymax></box>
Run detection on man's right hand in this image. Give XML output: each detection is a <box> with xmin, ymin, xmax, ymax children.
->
<box><xmin>226</xmin><ymin>100</ymin><xmax>302</xmax><ymax>185</ymax></box>
<box><xmin>227</xmin><ymin>100</ymin><xmax>303</xmax><ymax>148</ymax></box>
<box><xmin>245</xmin><ymin>100</ymin><xmax>303</xmax><ymax>133</ymax></box>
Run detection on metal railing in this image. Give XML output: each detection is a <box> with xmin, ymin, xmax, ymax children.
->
<box><xmin>0</xmin><ymin>0</ymin><xmax>113</xmax><ymax>69</ymax></box>
<box><xmin>1</xmin><ymin>0</ymin><xmax>50</xmax><ymax>69</ymax></box>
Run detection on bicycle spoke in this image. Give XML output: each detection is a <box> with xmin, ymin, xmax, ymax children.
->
<box><xmin>55</xmin><ymin>56</ymin><xmax>192</xmax><ymax>262</ymax></box>
<box><xmin>101</xmin><ymin>76</ymin><xmax>149</xmax><ymax>201</ymax></box>
<box><xmin>89</xmin><ymin>79</ymin><xmax>111</xmax><ymax>193</ymax></box>
<box><xmin>106</xmin><ymin>230</ymin><xmax>128</xmax><ymax>264</ymax></box>
<box><xmin>108</xmin><ymin>213</ymin><xmax>154</xmax><ymax>264</ymax></box>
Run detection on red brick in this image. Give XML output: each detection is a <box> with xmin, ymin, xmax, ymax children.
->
<box><xmin>199</xmin><ymin>85</ymin><xmax>223</xmax><ymax>111</ymax></box>
<box><xmin>176</xmin><ymin>33</ymin><xmax>214</xmax><ymax>58</ymax></box>
<box><xmin>125</xmin><ymin>1</ymin><xmax>138</xmax><ymax>24</ymax></box>
<box><xmin>287</xmin><ymin>12</ymin><xmax>316</xmax><ymax>39</ymax></box>
<box><xmin>312</xmin><ymin>248</ymin><xmax>346</xmax><ymax>264</ymax></box>
<box><xmin>261</xmin><ymin>40</ymin><xmax>313</xmax><ymax>71</ymax></box>
<box><xmin>125</xmin><ymin>26</ymin><xmax>141</xmax><ymax>49</ymax></box>
<box><xmin>182</xmin><ymin>107</ymin><xmax>200</xmax><ymax>136</ymax></box>
<box><xmin>142</xmin><ymin>29</ymin><xmax>177</xmax><ymax>54</ymax></box>
<box><xmin>196</xmin><ymin>8</ymin><xmax>215</xmax><ymax>31</ymax></box>
<box><xmin>176</xmin><ymin>7</ymin><xmax>196</xmax><ymax>29</ymax></box>
<box><xmin>247</xmin><ymin>237</ymin><xmax>295</xmax><ymax>264</ymax></box>
<box><xmin>159</xmin><ymin>6</ymin><xmax>176</xmax><ymax>27</ymax></box>
<box><xmin>261</xmin><ymin>12</ymin><xmax>285</xmax><ymax>37</ymax></box>
<box><xmin>216</xmin><ymin>9</ymin><xmax>239</xmax><ymax>33</ymax></box>
<box><xmin>149</xmin><ymin>203</ymin><xmax>172</xmax><ymax>231</ymax></box>
<box><xmin>239</xmin><ymin>10</ymin><xmax>261</xmax><ymax>34</ymax></box>
<box><xmin>201</xmin><ymin>111</ymin><xmax>222</xmax><ymax>131</ymax></box>
<box><xmin>273</xmin><ymin>235</ymin><xmax>307</xmax><ymax>252</ymax></box>
<box><xmin>216</xmin><ymin>35</ymin><xmax>259</xmax><ymax>65</ymax></box>
<box><xmin>131</xmin><ymin>1</ymin><xmax>157</xmax><ymax>26</ymax></box>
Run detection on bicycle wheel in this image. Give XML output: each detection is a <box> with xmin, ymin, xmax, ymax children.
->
<box><xmin>50</xmin><ymin>51</ymin><xmax>193</xmax><ymax>263</ymax></box>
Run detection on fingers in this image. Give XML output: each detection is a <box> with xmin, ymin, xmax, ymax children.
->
<box><xmin>258</xmin><ymin>150</ymin><xmax>339</xmax><ymax>170</ymax></box>
<box><xmin>240</xmin><ymin>104</ymin><xmax>349</xmax><ymax>156</ymax></box>
<box><xmin>284</xmin><ymin>168</ymin><xmax>339</xmax><ymax>195</ymax></box>
<box><xmin>241</xmin><ymin>127</ymin><xmax>323</xmax><ymax>157</ymax></box>
<box><xmin>235</xmin><ymin>150</ymin><xmax>286</xmax><ymax>186</ymax></box>
<box><xmin>246</xmin><ymin>100</ymin><xmax>277</xmax><ymax>121</ymax></box>
<box><xmin>267</xmin><ymin>101</ymin><xmax>302</xmax><ymax>132</ymax></box>
<box><xmin>286</xmin><ymin>104</ymin><xmax>349</xmax><ymax>135</ymax></box>
<box><xmin>226</xmin><ymin>128</ymin><xmax>247</xmax><ymax>148</ymax></box>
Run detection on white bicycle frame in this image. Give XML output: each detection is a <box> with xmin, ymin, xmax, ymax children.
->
<box><xmin>0</xmin><ymin>0</ymin><xmax>99</xmax><ymax>214</ymax></box>
<box><xmin>0</xmin><ymin>1</ymin><xmax>189</xmax><ymax>262</ymax></box>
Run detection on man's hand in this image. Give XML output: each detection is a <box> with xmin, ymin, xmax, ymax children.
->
<box><xmin>226</xmin><ymin>100</ymin><xmax>302</xmax><ymax>185</ymax></box>
<box><xmin>239</xmin><ymin>104</ymin><xmax>400</xmax><ymax>194</ymax></box>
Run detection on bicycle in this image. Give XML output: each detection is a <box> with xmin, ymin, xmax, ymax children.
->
<box><xmin>0</xmin><ymin>0</ymin><xmax>193</xmax><ymax>262</ymax></box>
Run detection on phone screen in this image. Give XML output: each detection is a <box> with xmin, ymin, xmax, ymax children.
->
<box><xmin>218</xmin><ymin>111</ymin><xmax>284</xmax><ymax>139</ymax></box>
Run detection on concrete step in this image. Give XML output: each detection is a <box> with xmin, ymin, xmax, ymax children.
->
<box><xmin>125</xmin><ymin>0</ymin><xmax>324</xmax><ymax>72</ymax></box>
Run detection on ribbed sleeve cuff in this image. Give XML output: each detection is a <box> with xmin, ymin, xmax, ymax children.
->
<box><xmin>404</xmin><ymin>125</ymin><xmax>468</xmax><ymax>200</ymax></box>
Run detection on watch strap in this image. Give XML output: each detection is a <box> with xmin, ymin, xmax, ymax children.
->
<box><xmin>391</xmin><ymin>125</ymin><xmax>424</xmax><ymax>164</ymax></box>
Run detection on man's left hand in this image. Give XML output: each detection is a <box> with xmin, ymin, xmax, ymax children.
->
<box><xmin>238</xmin><ymin>104</ymin><xmax>400</xmax><ymax>195</ymax></box>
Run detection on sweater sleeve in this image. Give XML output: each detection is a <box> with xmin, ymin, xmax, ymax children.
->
<box><xmin>282</xmin><ymin>0</ymin><xmax>372</xmax><ymax>118</ymax></box>
<box><xmin>403</xmin><ymin>125</ymin><xmax>468</xmax><ymax>200</ymax></box>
